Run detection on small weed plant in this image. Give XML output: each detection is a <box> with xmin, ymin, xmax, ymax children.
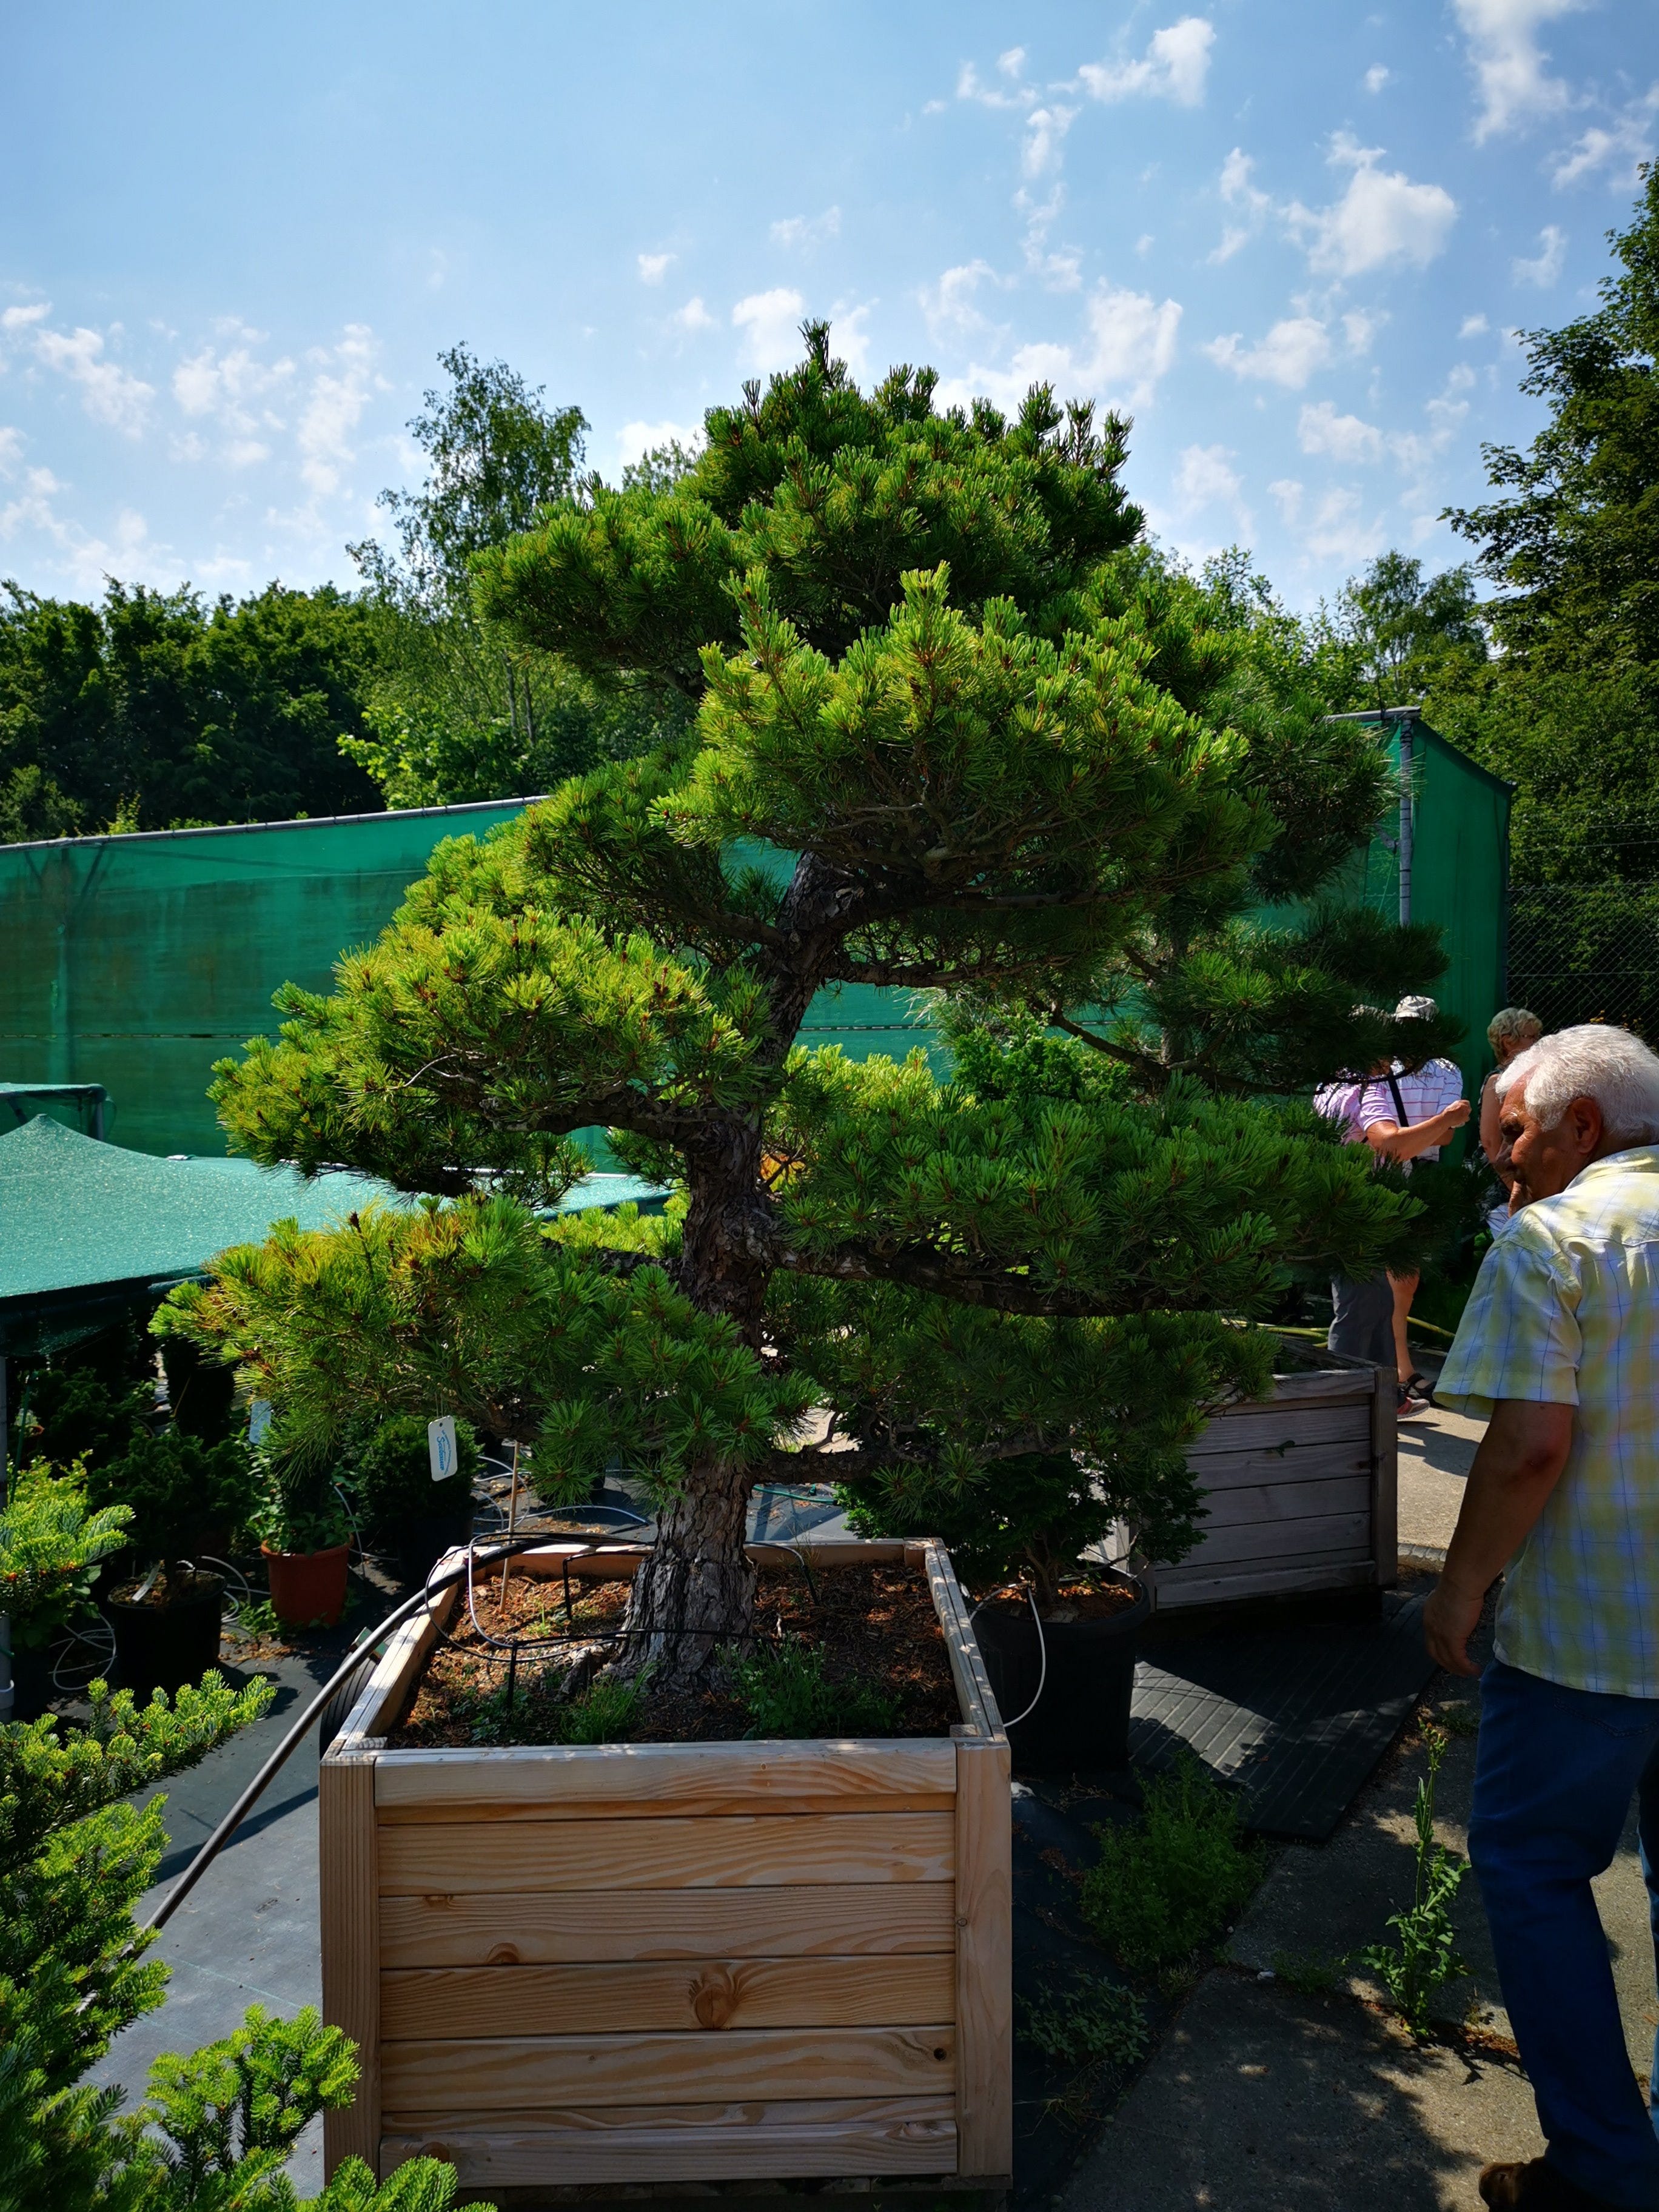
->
<box><xmin>1081</xmin><ymin>1756</ymin><xmax>1265</xmax><ymax>1972</ymax></box>
<box><xmin>1019</xmin><ymin>1972</ymin><xmax>1148</xmax><ymax>2070</ymax></box>
<box><xmin>733</xmin><ymin>1641</ymin><xmax>902</xmax><ymax>1737</ymax></box>
<box><xmin>463</xmin><ymin>1663</ymin><xmax>647</xmax><ymax>1746</ymax></box>
<box><xmin>1270</xmin><ymin>1947</ymin><xmax>1342</xmax><ymax>1996</ymax></box>
<box><xmin>1358</xmin><ymin>1728</ymin><xmax>1469</xmax><ymax>2037</ymax></box>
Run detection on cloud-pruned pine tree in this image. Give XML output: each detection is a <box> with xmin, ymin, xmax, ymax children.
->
<box><xmin>166</xmin><ymin>327</ymin><xmax>1441</xmax><ymax>1682</ymax></box>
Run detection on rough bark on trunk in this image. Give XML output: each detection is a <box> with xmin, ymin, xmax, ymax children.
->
<box><xmin>615</xmin><ymin>1455</ymin><xmax>756</xmax><ymax>1684</ymax></box>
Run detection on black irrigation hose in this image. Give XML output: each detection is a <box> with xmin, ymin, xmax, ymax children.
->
<box><xmin>144</xmin><ymin>1532</ymin><xmax>588</xmax><ymax>1934</ymax></box>
<box><xmin>143</xmin><ymin>1527</ymin><xmax>825</xmax><ymax>1934</ymax></box>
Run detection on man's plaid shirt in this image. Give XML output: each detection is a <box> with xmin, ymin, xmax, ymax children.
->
<box><xmin>1438</xmin><ymin>1145</ymin><xmax>1659</xmax><ymax>1697</ymax></box>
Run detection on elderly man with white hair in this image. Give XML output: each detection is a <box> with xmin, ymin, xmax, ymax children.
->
<box><xmin>1427</xmin><ymin>1024</ymin><xmax>1659</xmax><ymax>2212</ymax></box>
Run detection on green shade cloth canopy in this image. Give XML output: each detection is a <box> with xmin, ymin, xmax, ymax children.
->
<box><xmin>0</xmin><ymin>1116</ymin><xmax>666</xmax><ymax>1359</ymax></box>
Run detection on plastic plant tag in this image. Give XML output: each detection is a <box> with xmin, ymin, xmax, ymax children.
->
<box><xmin>247</xmin><ymin>1398</ymin><xmax>273</xmax><ymax>1446</ymax></box>
<box><xmin>427</xmin><ymin>1415</ymin><xmax>458</xmax><ymax>1481</ymax></box>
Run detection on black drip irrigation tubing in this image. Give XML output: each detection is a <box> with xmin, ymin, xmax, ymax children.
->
<box><xmin>143</xmin><ymin>1530</ymin><xmax>826</xmax><ymax>1936</ymax></box>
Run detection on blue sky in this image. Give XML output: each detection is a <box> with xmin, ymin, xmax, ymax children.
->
<box><xmin>2</xmin><ymin>1</ymin><xmax>1654</xmax><ymax>612</ymax></box>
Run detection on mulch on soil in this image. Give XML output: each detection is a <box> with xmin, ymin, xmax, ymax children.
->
<box><xmin>385</xmin><ymin>1558</ymin><xmax>960</xmax><ymax>1749</ymax></box>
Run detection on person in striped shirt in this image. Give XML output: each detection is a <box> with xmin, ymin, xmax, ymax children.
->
<box><xmin>1427</xmin><ymin>1024</ymin><xmax>1659</xmax><ymax>2212</ymax></box>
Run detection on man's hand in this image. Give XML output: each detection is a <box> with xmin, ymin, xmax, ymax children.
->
<box><xmin>1424</xmin><ymin>1574</ymin><xmax>1486</xmax><ymax>1675</ymax></box>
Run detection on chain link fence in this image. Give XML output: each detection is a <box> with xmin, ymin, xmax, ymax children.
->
<box><xmin>1506</xmin><ymin>883</ymin><xmax>1659</xmax><ymax>1042</ymax></box>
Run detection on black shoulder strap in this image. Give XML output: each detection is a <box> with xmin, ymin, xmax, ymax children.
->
<box><xmin>1387</xmin><ymin>1071</ymin><xmax>1407</xmax><ymax>1125</ymax></box>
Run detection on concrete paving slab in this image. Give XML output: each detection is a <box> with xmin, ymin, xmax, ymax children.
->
<box><xmin>1397</xmin><ymin>1401</ymin><xmax>1483</xmax><ymax>1560</ymax></box>
<box><xmin>1057</xmin><ymin>1969</ymin><xmax>1543</xmax><ymax>2212</ymax></box>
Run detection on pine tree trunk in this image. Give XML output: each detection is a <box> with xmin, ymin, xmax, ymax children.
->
<box><xmin>615</xmin><ymin>1455</ymin><xmax>756</xmax><ymax>1684</ymax></box>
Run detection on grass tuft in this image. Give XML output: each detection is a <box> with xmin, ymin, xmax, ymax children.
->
<box><xmin>1080</xmin><ymin>1755</ymin><xmax>1265</xmax><ymax>1972</ymax></box>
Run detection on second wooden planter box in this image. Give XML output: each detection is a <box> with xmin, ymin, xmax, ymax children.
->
<box><xmin>320</xmin><ymin>1537</ymin><xmax>1011</xmax><ymax>2196</ymax></box>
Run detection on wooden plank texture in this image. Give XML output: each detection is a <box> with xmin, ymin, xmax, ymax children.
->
<box><xmin>378</xmin><ymin>1882</ymin><xmax>959</xmax><ymax>1967</ymax></box>
<box><xmin>380</xmin><ymin>2024</ymin><xmax>957</xmax><ymax>2111</ymax></box>
<box><xmin>380</xmin><ymin>1953</ymin><xmax>956</xmax><ymax>2037</ymax></box>
<box><xmin>1370</xmin><ymin>1363</ymin><xmax>1399</xmax><ymax>1586</ymax></box>
<box><xmin>923</xmin><ymin>1541</ymin><xmax>1002</xmax><ymax>1740</ymax></box>
<box><xmin>1191</xmin><ymin>1473</ymin><xmax>1372</xmax><ymax>1527</ymax></box>
<box><xmin>1153</xmin><ymin>1557</ymin><xmax>1376</xmax><ymax>1607</ymax></box>
<box><xmin>953</xmin><ymin>1735</ymin><xmax>1011</xmax><ymax>2181</ymax></box>
<box><xmin>319</xmin><ymin>1750</ymin><xmax>378</xmax><ymax>2177</ymax></box>
<box><xmin>374</xmin><ymin>1735</ymin><xmax>957</xmax><ymax>1814</ymax></box>
<box><xmin>1256</xmin><ymin>1368</ymin><xmax>1378</xmax><ymax>1401</ymax></box>
<box><xmin>1187</xmin><ymin>1403</ymin><xmax>1373</xmax><ymax>1460</ymax></box>
<box><xmin>381</xmin><ymin>2099</ymin><xmax>957</xmax><ymax>2184</ymax></box>
<box><xmin>1174</xmin><ymin>1510</ymin><xmax>1373</xmax><ymax>1569</ymax></box>
<box><xmin>377</xmin><ymin>1811</ymin><xmax>955</xmax><ymax>1894</ymax></box>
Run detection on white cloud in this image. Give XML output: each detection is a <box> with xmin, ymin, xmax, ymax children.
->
<box><xmin>1172</xmin><ymin>443</ymin><xmax>1248</xmax><ymax>530</ymax></box>
<box><xmin>1269</xmin><ymin>478</ymin><xmax>1304</xmax><ymax>525</ymax></box>
<box><xmin>637</xmin><ymin>252</ymin><xmax>673</xmax><ymax>284</ymax></box>
<box><xmin>1078</xmin><ymin>18</ymin><xmax>1215</xmax><ymax>107</ymax></box>
<box><xmin>956</xmin><ymin>58</ymin><xmax>1032</xmax><ymax>110</ymax></box>
<box><xmin>1</xmin><ymin>302</ymin><xmax>50</xmax><ymax>333</ymax></box>
<box><xmin>672</xmin><ymin>296</ymin><xmax>717</xmax><ymax>333</ymax></box>
<box><xmin>1206</xmin><ymin>315</ymin><xmax>1333</xmax><ymax>390</ymax></box>
<box><xmin>1364</xmin><ymin>64</ymin><xmax>1392</xmax><ymax>93</ymax></box>
<box><xmin>732</xmin><ymin>287</ymin><xmax>806</xmax><ymax>374</ymax></box>
<box><xmin>0</xmin><ymin>426</ymin><xmax>22</xmax><ymax>473</ymax></box>
<box><xmin>1298</xmin><ymin>401</ymin><xmax>1385</xmax><ymax>464</ymax></box>
<box><xmin>1022</xmin><ymin>106</ymin><xmax>1078</xmax><ymax>179</ymax></box>
<box><xmin>920</xmin><ymin>260</ymin><xmax>1002</xmax><ymax>338</ymax></box>
<box><xmin>616</xmin><ymin>418</ymin><xmax>703</xmax><ymax>472</ymax></box>
<box><xmin>1210</xmin><ymin>146</ymin><xmax>1270</xmax><ymax>261</ymax></box>
<box><xmin>33</xmin><ymin>324</ymin><xmax>155</xmax><ymax>435</ymax></box>
<box><xmin>1551</xmin><ymin>89</ymin><xmax>1659</xmax><ymax>189</ymax></box>
<box><xmin>1287</xmin><ymin>136</ymin><xmax>1457</xmax><ymax>276</ymax></box>
<box><xmin>830</xmin><ymin>304</ymin><xmax>875</xmax><ymax>380</ymax></box>
<box><xmin>936</xmin><ymin>281</ymin><xmax>1182</xmax><ymax>416</ymax></box>
<box><xmin>295</xmin><ymin>324</ymin><xmax>380</xmax><ymax>497</ymax></box>
<box><xmin>1452</xmin><ymin>0</ymin><xmax>1582</xmax><ymax>144</ymax></box>
<box><xmin>1512</xmin><ymin>223</ymin><xmax>1567</xmax><ymax>285</ymax></box>
<box><xmin>1299</xmin><ymin>484</ymin><xmax>1387</xmax><ymax>565</ymax></box>
<box><xmin>1460</xmin><ymin>312</ymin><xmax>1490</xmax><ymax>336</ymax></box>
<box><xmin>770</xmin><ymin>207</ymin><xmax>842</xmax><ymax>250</ymax></box>
<box><xmin>171</xmin><ymin>325</ymin><xmax>293</xmax><ymax>451</ymax></box>
<box><xmin>0</xmin><ymin>469</ymin><xmax>157</xmax><ymax>596</ymax></box>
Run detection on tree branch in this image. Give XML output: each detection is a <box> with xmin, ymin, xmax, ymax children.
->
<box><xmin>774</xmin><ymin>1238</ymin><xmax>1118</xmax><ymax>1318</ymax></box>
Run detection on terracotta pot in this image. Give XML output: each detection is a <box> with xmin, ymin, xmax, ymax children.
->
<box><xmin>109</xmin><ymin>1574</ymin><xmax>226</xmax><ymax>1699</ymax></box>
<box><xmin>262</xmin><ymin>1541</ymin><xmax>352</xmax><ymax>1629</ymax></box>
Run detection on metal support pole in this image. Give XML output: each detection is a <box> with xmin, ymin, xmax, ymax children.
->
<box><xmin>1398</xmin><ymin>723</ymin><xmax>1415</xmax><ymax>928</ymax></box>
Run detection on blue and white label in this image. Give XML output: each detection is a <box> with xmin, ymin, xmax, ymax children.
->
<box><xmin>427</xmin><ymin>1415</ymin><xmax>458</xmax><ymax>1481</ymax></box>
<box><xmin>247</xmin><ymin>1399</ymin><xmax>273</xmax><ymax>1446</ymax></box>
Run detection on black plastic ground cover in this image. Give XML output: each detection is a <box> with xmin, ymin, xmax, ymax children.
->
<box><xmin>1127</xmin><ymin>1586</ymin><xmax>1436</xmax><ymax>1840</ymax></box>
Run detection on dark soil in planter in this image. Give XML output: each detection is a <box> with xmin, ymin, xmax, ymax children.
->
<box><xmin>386</xmin><ymin>1560</ymin><xmax>960</xmax><ymax>1748</ymax></box>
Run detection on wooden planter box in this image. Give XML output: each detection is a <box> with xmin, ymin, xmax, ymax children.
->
<box><xmin>1145</xmin><ymin>1360</ymin><xmax>1397</xmax><ymax>1614</ymax></box>
<box><xmin>320</xmin><ymin>1537</ymin><xmax>1012</xmax><ymax>2197</ymax></box>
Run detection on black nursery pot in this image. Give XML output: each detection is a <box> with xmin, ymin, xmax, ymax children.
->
<box><xmin>8</xmin><ymin>1645</ymin><xmax>57</xmax><ymax>1721</ymax></box>
<box><xmin>109</xmin><ymin>1575</ymin><xmax>225</xmax><ymax>1700</ymax></box>
<box><xmin>395</xmin><ymin>1503</ymin><xmax>475</xmax><ymax>1587</ymax></box>
<box><xmin>973</xmin><ymin>1568</ymin><xmax>1151</xmax><ymax>1774</ymax></box>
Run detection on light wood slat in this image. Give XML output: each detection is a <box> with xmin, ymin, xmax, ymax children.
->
<box><xmin>1370</xmin><ymin>1361</ymin><xmax>1399</xmax><ymax>1586</ymax></box>
<box><xmin>1188</xmin><ymin>1440</ymin><xmax>1373</xmax><ymax>1490</ymax></box>
<box><xmin>1257</xmin><ymin>1369</ymin><xmax>1376</xmax><ymax>1402</ymax></box>
<box><xmin>378</xmin><ymin>1789</ymin><xmax>956</xmax><ymax>1825</ymax></box>
<box><xmin>1176</xmin><ymin>1510</ymin><xmax>1373</xmax><ymax>1568</ymax></box>
<box><xmin>953</xmin><ymin>1735</ymin><xmax>1011</xmax><ymax>2181</ymax></box>
<box><xmin>374</xmin><ymin>1735</ymin><xmax>957</xmax><ymax>1812</ymax></box>
<box><xmin>380</xmin><ymin>1953</ymin><xmax>955</xmax><ymax>2038</ymax></box>
<box><xmin>1153</xmin><ymin>1558</ymin><xmax>1376</xmax><ymax>1607</ymax></box>
<box><xmin>319</xmin><ymin>1749</ymin><xmax>378</xmax><ymax>2177</ymax></box>
<box><xmin>1191</xmin><ymin>1475</ymin><xmax>1372</xmax><ymax>1528</ymax></box>
<box><xmin>385</xmin><ymin>2093</ymin><xmax>957</xmax><ymax>2130</ymax></box>
<box><xmin>378</xmin><ymin>1812</ymin><xmax>955</xmax><ymax>1894</ymax></box>
<box><xmin>510</xmin><ymin>1538</ymin><xmax>913</xmax><ymax>1587</ymax></box>
<box><xmin>379</xmin><ymin>1883</ymin><xmax>959</xmax><ymax>1967</ymax></box>
<box><xmin>380</xmin><ymin>2025</ymin><xmax>957</xmax><ymax>2111</ymax></box>
<box><xmin>922</xmin><ymin>1541</ymin><xmax>1002</xmax><ymax>1740</ymax></box>
<box><xmin>1187</xmin><ymin>1404</ymin><xmax>1373</xmax><ymax>1459</ymax></box>
<box><xmin>381</xmin><ymin>2101</ymin><xmax>957</xmax><ymax>2184</ymax></box>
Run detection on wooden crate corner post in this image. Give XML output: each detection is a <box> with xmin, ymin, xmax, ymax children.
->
<box><xmin>320</xmin><ymin>1740</ymin><xmax>380</xmax><ymax>2177</ymax></box>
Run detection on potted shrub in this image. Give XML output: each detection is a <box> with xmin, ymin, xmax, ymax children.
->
<box><xmin>253</xmin><ymin>1448</ymin><xmax>355</xmax><ymax>1629</ymax></box>
<box><xmin>352</xmin><ymin>1413</ymin><xmax>478</xmax><ymax>1586</ymax></box>
<box><xmin>0</xmin><ymin>1458</ymin><xmax>133</xmax><ymax>1718</ymax></box>
<box><xmin>85</xmin><ymin>1429</ymin><xmax>256</xmax><ymax>1698</ymax></box>
<box><xmin>839</xmin><ymin>1449</ymin><xmax>1155</xmax><ymax>1774</ymax></box>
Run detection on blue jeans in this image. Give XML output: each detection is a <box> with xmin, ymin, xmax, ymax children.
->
<box><xmin>1470</xmin><ymin>1661</ymin><xmax>1659</xmax><ymax>2208</ymax></box>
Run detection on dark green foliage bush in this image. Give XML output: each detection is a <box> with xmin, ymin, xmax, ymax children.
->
<box><xmin>352</xmin><ymin>1415</ymin><xmax>479</xmax><ymax>1540</ymax></box>
<box><xmin>1019</xmin><ymin>1972</ymin><xmax>1148</xmax><ymax>2070</ymax></box>
<box><xmin>1080</xmin><ymin>1758</ymin><xmax>1265</xmax><ymax>1972</ymax></box>
<box><xmin>0</xmin><ymin>1461</ymin><xmax>131</xmax><ymax>1649</ymax></box>
<box><xmin>84</xmin><ymin>1430</ymin><xmax>257</xmax><ymax>1578</ymax></box>
<box><xmin>732</xmin><ymin>1642</ymin><xmax>902</xmax><ymax>1738</ymax></box>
